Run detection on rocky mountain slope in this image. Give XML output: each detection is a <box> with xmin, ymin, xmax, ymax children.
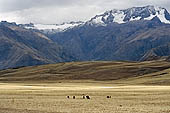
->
<box><xmin>0</xmin><ymin>21</ymin><xmax>75</xmax><ymax>70</ymax></box>
<box><xmin>48</xmin><ymin>6</ymin><xmax>170</xmax><ymax>61</ymax></box>
<box><xmin>140</xmin><ymin>43</ymin><xmax>170</xmax><ymax>61</ymax></box>
<box><xmin>1</xmin><ymin>5</ymin><xmax>170</xmax><ymax>70</ymax></box>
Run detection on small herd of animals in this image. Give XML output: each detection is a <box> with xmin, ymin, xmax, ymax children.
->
<box><xmin>67</xmin><ymin>95</ymin><xmax>112</xmax><ymax>99</ymax></box>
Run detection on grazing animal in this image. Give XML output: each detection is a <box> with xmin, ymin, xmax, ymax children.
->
<box><xmin>86</xmin><ymin>96</ymin><xmax>90</xmax><ymax>99</ymax></box>
<box><xmin>67</xmin><ymin>96</ymin><xmax>70</xmax><ymax>99</ymax></box>
<box><xmin>73</xmin><ymin>96</ymin><xmax>76</xmax><ymax>99</ymax></box>
<box><xmin>82</xmin><ymin>94</ymin><xmax>86</xmax><ymax>99</ymax></box>
<box><xmin>107</xmin><ymin>96</ymin><xmax>111</xmax><ymax>98</ymax></box>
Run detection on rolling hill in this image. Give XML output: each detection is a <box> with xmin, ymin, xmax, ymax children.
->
<box><xmin>0</xmin><ymin>60</ymin><xmax>170</xmax><ymax>85</ymax></box>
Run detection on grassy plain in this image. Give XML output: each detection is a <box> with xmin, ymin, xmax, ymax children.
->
<box><xmin>0</xmin><ymin>61</ymin><xmax>170</xmax><ymax>113</ymax></box>
<box><xmin>0</xmin><ymin>82</ymin><xmax>170</xmax><ymax>113</ymax></box>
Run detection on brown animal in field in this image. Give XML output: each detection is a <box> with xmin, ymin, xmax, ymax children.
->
<box><xmin>82</xmin><ymin>94</ymin><xmax>85</xmax><ymax>99</ymax></box>
<box><xmin>86</xmin><ymin>96</ymin><xmax>90</xmax><ymax>99</ymax></box>
<box><xmin>67</xmin><ymin>96</ymin><xmax>70</xmax><ymax>99</ymax></box>
<box><xmin>107</xmin><ymin>96</ymin><xmax>111</xmax><ymax>98</ymax></box>
<box><xmin>73</xmin><ymin>96</ymin><xmax>76</xmax><ymax>99</ymax></box>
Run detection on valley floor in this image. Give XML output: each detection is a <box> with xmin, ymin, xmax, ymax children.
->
<box><xmin>0</xmin><ymin>81</ymin><xmax>170</xmax><ymax>113</ymax></box>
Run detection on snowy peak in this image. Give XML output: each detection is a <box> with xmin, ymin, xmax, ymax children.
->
<box><xmin>88</xmin><ymin>5</ymin><xmax>170</xmax><ymax>25</ymax></box>
<box><xmin>21</xmin><ymin>6</ymin><xmax>170</xmax><ymax>32</ymax></box>
<box><xmin>23</xmin><ymin>21</ymin><xmax>84</xmax><ymax>32</ymax></box>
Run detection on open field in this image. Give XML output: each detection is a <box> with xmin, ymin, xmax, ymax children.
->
<box><xmin>1</xmin><ymin>61</ymin><xmax>170</xmax><ymax>113</ymax></box>
<box><xmin>0</xmin><ymin>82</ymin><xmax>170</xmax><ymax>113</ymax></box>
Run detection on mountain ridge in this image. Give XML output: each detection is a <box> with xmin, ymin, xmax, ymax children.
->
<box><xmin>1</xmin><ymin>5</ymin><xmax>170</xmax><ymax>69</ymax></box>
<box><xmin>22</xmin><ymin>5</ymin><xmax>170</xmax><ymax>32</ymax></box>
<box><xmin>87</xmin><ymin>5</ymin><xmax>170</xmax><ymax>25</ymax></box>
<box><xmin>0</xmin><ymin>21</ymin><xmax>75</xmax><ymax>70</ymax></box>
<box><xmin>49</xmin><ymin>18</ymin><xmax>170</xmax><ymax>61</ymax></box>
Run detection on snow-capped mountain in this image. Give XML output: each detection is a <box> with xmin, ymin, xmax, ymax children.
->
<box><xmin>87</xmin><ymin>5</ymin><xmax>170</xmax><ymax>25</ymax></box>
<box><xmin>23</xmin><ymin>21</ymin><xmax>84</xmax><ymax>32</ymax></box>
<box><xmin>22</xmin><ymin>5</ymin><xmax>170</xmax><ymax>32</ymax></box>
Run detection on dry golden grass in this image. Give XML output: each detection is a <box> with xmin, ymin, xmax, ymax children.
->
<box><xmin>1</xmin><ymin>61</ymin><xmax>170</xmax><ymax>112</ymax></box>
<box><xmin>0</xmin><ymin>82</ymin><xmax>170</xmax><ymax>113</ymax></box>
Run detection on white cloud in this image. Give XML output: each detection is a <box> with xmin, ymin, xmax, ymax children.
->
<box><xmin>0</xmin><ymin>0</ymin><xmax>169</xmax><ymax>24</ymax></box>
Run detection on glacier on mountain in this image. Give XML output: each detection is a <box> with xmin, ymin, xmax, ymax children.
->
<box><xmin>23</xmin><ymin>5</ymin><xmax>170</xmax><ymax>31</ymax></box>
<box><xmin>88</xmin><ymin>5</ymin><xmax>170</xmax><ymax>25</ymax></box>
<box><xmin>24</xmin><ymin>21</ymin><xmax>84</xmax><ymax>32</ymax></box>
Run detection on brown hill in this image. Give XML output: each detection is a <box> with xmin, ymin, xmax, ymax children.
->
<box><xmin>0</xmin><ymin>61</ymin><xmax>170</xmax><ymax>85</ymax></box>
